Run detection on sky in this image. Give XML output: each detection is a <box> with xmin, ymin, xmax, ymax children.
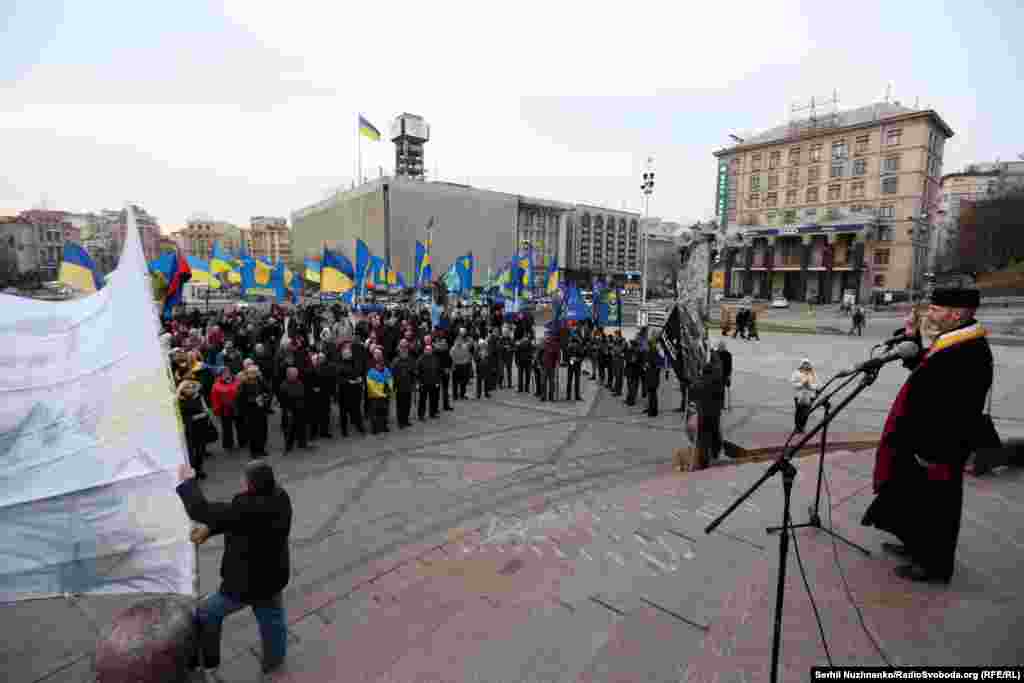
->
<box><xmin>1</xmin><ymin>0</ymin><xmax>1021</xmax><ymax>232</ymax></box>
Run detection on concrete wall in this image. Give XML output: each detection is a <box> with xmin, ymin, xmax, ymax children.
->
<box><xmin>291</xmin><ymin>182</ymin><xmax>388</xmax><ymax>270</ymax></box>
<box><xmin>387</xmin><ymin>180</ymin><xmax>519</xmax><ymax>285</ymax></box>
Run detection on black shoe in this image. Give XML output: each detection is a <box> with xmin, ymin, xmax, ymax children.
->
<box><xmin>894</xmin><ymin>564</ymin><xmax>951</xmax><ymax>584</ymax></box>
<box><xmin>445</xmin><ymin>405</ymin><xmax>453</xmax><ymax>411</ymax></box>
<box><xmin>882</xmin><ymin>542</ymin><xmax>911</xmax><ymax>558</ymax></box>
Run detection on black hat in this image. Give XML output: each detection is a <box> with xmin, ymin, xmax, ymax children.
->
<box><xmin>930</xmin><ymin>287</ymin><xmax>980</xmax><ymax>308</ymax></box>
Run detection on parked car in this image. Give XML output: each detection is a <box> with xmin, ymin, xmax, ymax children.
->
<box><xmin>771</xmin><ymin>296</ymin><xmax>789</xmax><ymax>309</ymax></box>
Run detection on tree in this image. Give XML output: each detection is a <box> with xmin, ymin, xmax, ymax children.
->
<box><xmin>953</xmin><ymin>191</ymin><xmax>1024</xmax><ymax>274</ymax></box>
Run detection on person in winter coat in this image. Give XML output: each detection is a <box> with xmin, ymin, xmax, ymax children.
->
<box><xmin>542</xmin><ymin>333</ymin><xmax>560</xmax><ymax>402</ymax></box>
<box><xmin>625</xmin><ymin>338</ymin><xmax>642</xmax><ymax>406</ymax></box>
<box><xmin>337</xmin><ymin>343</ymin><xmax>365</xmax><ymax>436</ymax></box>
<box><xmin>416</xmin><ymin>343</ymin><xmax>442</xmax><ymax>420</ymax></box>
<box><xmin>499</xmin><ymin>330</ymin><xmax>515</xmax><ymax>389</ymax></box>
<box><xmin>474</xmin><ymin>343</ymin><xmax>493</xmax><ymax>399</ymax></box>
<box><xmin>565</xmin><ymin>334</ymin><xmax>584</xmax><ymax>401</ymax></box>
<box><xmin>790</xmin><ymin>358</ymin><xmax>819</xmax><ymax>432</ymax></box>
<box><xmin>279</xmin><ymin>367</ymin><xmax>310</xmax><ymax>452</ymax></box>
<box><xmin>390</xmin><ymin>341</ymin><xmax>417</xmax><ymax>428</ymax></box>
<box><xmin>178</xmin><ymin>379</ymin><xmax>212</xmax><ymax>479</ymax></box>
<box><xmin>219</xmin><ymin>340</ymin><xmax>244</xmax><ymax>375</ymax></box>
<box><xmin>692</xmin><ymin>363</ymin><xmax>726</xmax><ymax>465</ymax></box>
<box><xmin>237</xmin><ymin>367</ymin><xmax>271</xmax><ymax>458</ymax></box>
<box><xmin>366</xmin><ymin>349</ymin><xmax>394</xmax><ymax>435</ymax></box>
<box><xmin>644</xmin><ymin>344</ymin><xmax>661</xmax><ymax>417</ymax></box>
<box><xmin>210</xmin><ymin>368</ymin><xmax>241</xmax><ymax>451</ymax></box>
<box><xmin>176</xmin><ymin>460</ymin><xmax>292</xmax><ymax>676</ymax></box>
<box><xmin>515</xmin><ymin>335</ymin><xmax>535</xmax><ymax>394</ymax></box>
<box><xmin>450</xmin><ymin>330</ymin><xmax>473</xmax><ymax>400</ymax></box>
<box><xmin>710</xmin><ymin>340</ymin><xmax>734</xmax><ymax>411</ymax></box>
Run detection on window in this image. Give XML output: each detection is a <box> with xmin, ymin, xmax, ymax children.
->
<box><xmin>766</xmin><ymin>209</ymin><xmax>778</xmax><ymax>222</ymax></box>
<box><xmin>831</xmin><ymin>163</ymin><xmax>844</xmax><ymax>178</ymax></box>
<box><xmin>851</xmin><ymin>181</ymin><xmax>865</xmax><ymax>198</ymax></box>
<box><xmin>878</xmin><ymin>204</ymin><xmax>895</xmax><ymax>219</ymax></box>
<box><xmin>751</xmin><ymin>153</ymin><xmax>762</xmax><ymax>170</ymax></box>
<box><xmin>789</xmin><ymin>147</ymin><xmax>801</xmax><ymax>164</ymax></box>
<box><xmin>765</xmin><ymin>192</ymin><xmax>778</xmax><ymax>207</ymax></box>
<box><xmin>786</xmin><ymin>189</ymin><xmax>798</xmax><ymax>204</ymax></box>
<box><xmin>806</xmin><ymin>187</ymin><xmax>819</xmax><ymax>202</ymax></box>
<box><xmin>886</xmin><ymin>128</ymin><xmax>902</xmax><ymax>146</ymax></box>
<box><xmin>810</xmin><ymin>144</ymin><xmax>823</xmax><ymax>162</ymax></box>
<box><xmin>853</xmin><ymin>159</ymin><xmax>867</xmax><ymax>176</ymax></box>
<box><xmin>767</xmin><ymin>174</ymin><xmax>779</xmax><ymax>189</ymax></box>
<box><xmin>855</xmin><ymin>135</ymin><xmax>870</xmax><ymax>154</ymax></box>
<box><xmin>803</xmin><ymin>208</ymin><xmax>818</xmax><ymax>219</ymax></box>
<box><xmin>787</xmin><ymin>168</ymin><xmax>800</xmax><ymax>186</ymax></box>
<box><xmin>873</xmin><ymin>274</ymin><xmax>886</xmax><ymax>287</ymax></box>
<box><xmin>768</xmin><ymin>151</ymin><xmax>780</xmax><ymax>169</ymax></box>
<box><xmin>827</xmin><ymin>184</ymin><xmax>842</xmax><ymax>201</ymax></box>
<box><xmin>831</xmin><ymin>140</ymin><xmax>847</xmax><ymax>159</ymax></box>
<box><xmin>882</xmin><ymin>177</ymin><xmax>899</xmax><ymax>194</ymax></box>
<box><xmin>748</xmin><ymin>193</ymin><xmax>760</xmax><ymax>208</ymax></box>
<box><xmin>873</xmin><ymin>249</ymin><xmax>891</xmax><ymax>265</ymax></box>
<box><xmin>750</xmin><ymin>174</ymin><xmax>761</xmax><ymax>191</ymax></box>
<box><xmin>876</xmin><ymin>226</ymin><xmax>894</xmax><ymax>241</ymax></box>
<box><xmin>808</xmin><ymin>166</ymin><xmax>820</xmax><ymax>183</ymax></box>
<box><xmin>883</xmin><ymin>155</ymin><xmax>900</xmax><ymax>172</ymax></box>
<box><xmin>783</xmin><ymin>210</ymin><xmax>798</xmax><ymax>224</ymax></box>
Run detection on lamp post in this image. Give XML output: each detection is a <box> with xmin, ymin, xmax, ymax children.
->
<box><xmin>906</xmin><ymin>213</ymin><xmax>931</xmax><ymax>301</ymax></box>
<box><xmin>640</xmin><ymin>158</ymin><xmax>655</xmax><ymax>306</ymax></box>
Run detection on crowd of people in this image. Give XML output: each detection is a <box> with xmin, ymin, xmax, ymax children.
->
<box><xmin>164</xmin><ymin>302</ymin><xmax>669</xmax><ymax>480</ymax></box>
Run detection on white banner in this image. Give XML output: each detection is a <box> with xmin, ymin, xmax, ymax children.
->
<box><xmin>0</xmin><ymin>208</ymin><xmax>194</xmax><ymax>602</ymax></box>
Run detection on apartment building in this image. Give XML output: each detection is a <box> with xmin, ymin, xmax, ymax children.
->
<box><xmin>714</xmin><ymin>102</ymin><xmax>953</xmax><ymax>303</ymax></box>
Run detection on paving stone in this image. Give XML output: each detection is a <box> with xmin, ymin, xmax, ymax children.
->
<box><xmin>0</xmin><ymin>598</ymin><xmax>98</xmax><ymax>683</ymax></box>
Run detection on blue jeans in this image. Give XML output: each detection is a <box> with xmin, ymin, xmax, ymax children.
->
<box><xmin>195</xmin><ymin>590</ymin><xmax>287</xmax><ymax>672</ymax></box>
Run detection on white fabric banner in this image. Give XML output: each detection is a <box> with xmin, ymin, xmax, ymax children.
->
<box><xmin>0</xmin><ymin>208</ymin><xmax>194</xmax><ymax>602</ymax></box>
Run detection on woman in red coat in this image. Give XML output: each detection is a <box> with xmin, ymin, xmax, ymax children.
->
<box><xmin>211</xmin><ymin>368</ymin><xmax>241</xmax><ymax>451</ymax></box>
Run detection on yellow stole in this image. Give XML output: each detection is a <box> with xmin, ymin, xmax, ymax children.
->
<box><xmin>927</xmin><ymin>323</ymin><xmax>986</xmax><ymax>357</ymax></box>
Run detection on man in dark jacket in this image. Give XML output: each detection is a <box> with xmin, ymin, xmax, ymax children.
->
<box><xmin>862</xmin><ymin>287</ymin><xmax>993</xmax><ymax>584</ymax></box>
<box><xmin>565</xmin><ymin>333</ymin><xmax>584</xmax><ymax>401</ymax></box>
<box><xmin>644</xmin><ymin>344</ymin><xmax>661</xmax><ymax>417</ymax></box>
<box><xmin>692</xmin><ymin>363</ymin><xmax>726</xmax><ymax>466</ymax></box>
<box><xmin>435</xmin><ymin>333</ymin><xmax>454</xmax><ymax>411</ymax></box>
<box><xmin>177</xmin><ymin>460</ymin><xmax>292</xmax><ymax>676</ymax></box>
<box><xmin>279</xmin><ymin>367</ymin><xmax>310</xmax><ymax>452</ymax></box>
<box><xmin>306</xmin><ymin>353</ymin><xmax>333</xmax><ymax>440</ymax></box>
<box><xmin>417</xmin><ymin>343</ymin><xmax>442</xmax><ymax>419</ymax></box>
<box><xmin>516</xmin><ymin>335</ymin><xmax>534</xmax><ymax>393</ymax></box>
<box><xmin>499</xmin><ymin>330</ymin><xmax>515</xmax><ymax>389</ymax></box>
<box><xmin>710</xmin><ymin>340</ymin><xmax>734</xmax><ymax>411</ymax></box>
<box><xmin>624</xmin><ymin>339</ymin><xmax>642</xmax><ymax>406</ymax></box>
<box><xmin>337</xmin><ymin>343</ymin><xmax>366</xmax><ymax>436</ymax></box>
<box><xmin>391</xmin><ymin>341</ymin><xmax>417</xmax><ymax>428</ymax></box>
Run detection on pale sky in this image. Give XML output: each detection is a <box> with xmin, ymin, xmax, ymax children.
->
<box><xmin>2</xmin><ymin>0</ymin><xmax>1021</xmax><ymax>232</ymax></box>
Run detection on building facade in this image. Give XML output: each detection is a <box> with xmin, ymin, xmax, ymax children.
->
<box><xmin>246</xmin><ymin>217</ymin><xmax>291</xmax><ymax>264</ymax></box>
<box><xmin>568</xmin><ymin>204</ymin><xmax>642</xmax><ymax>284</ymax></box>
<box><xmin>714</xmin><ymin>103</ymin><xmax>954</xmax><ymax>302</ymax></box>
<box><xmin>172</xmin><ymin>219</ymin><xmax>244</xmax><ymax>261</ymax></box>
<box><xmin>516</xmin><ymin>198</ymin><xmax>573</xmax><ymax>290</ymax></box>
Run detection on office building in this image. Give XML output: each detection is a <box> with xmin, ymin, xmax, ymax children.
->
<box><xmin>714</xmin><ymin>101</ymin><xmax>954</xmax><ymax>302</ymax></box>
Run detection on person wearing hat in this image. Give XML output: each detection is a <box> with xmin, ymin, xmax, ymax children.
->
<box><xmin>790</xmin><ymin>358</ymin><xmax>819</xmax><ymax>433</ymax></box>
<box><xmin>862</xmin><ymin>286</ymin><xmax>993</xmax><ymax>584</ymax></box>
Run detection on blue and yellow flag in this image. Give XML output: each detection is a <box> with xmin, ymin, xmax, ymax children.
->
<box><xmin>516</xmin><ymin>249</ymin><xmax>534</xmax><ymax>295</ymax></box>
<box><xmin>415</xmin><ymin>240</ymin><xmax>434</xmax><ymax>287</ymax></box>
<box><xmin>355</xmin><ymin>239</ymin><xmax>371</xmax><ymax>296</ymax></box>
<box><xmin>210</xmin><ymin>241</ymin><xmax>234</xmax><ymax>274</ymax></box>
<box><xmin>455</xmin><ymin>252</ymin><xmax>474</xmax><ymax>291</ymax></box>
<box><xmin>304</xmin><ymin>257</ymin><xmax>321</xmax><ymax>284</ymax></box>
<box><xmin>241</xmin><ymin>257</ymin><xmax>274</xmax><ymax>296</ymax></box>
<box><xmin>397</xmin><ymin>272</ymin><xmax>408</xmax><ymax>290</ymax></box>
<box><xmin>545</xmin><ymin>257</ymin><xmax>560</xmax><ymax>295</ymax></box>
<box><xmin>58</xmin><ymin>241</ymin><xmax>104</xmax><ymax>293</ymax></box>
<box><xmin>235</xmin><ymin>241</ymin><xmax>252</xmax><ymax>269</ymax></box>
<box><xmin>185</xmin><ymin>256</ymin><xmax>221</xmax><ymax>289</ymax></box>
<box><xmin>270</xmin><ymin>261</ymin><xmax>289</xmax><ymax>302</ymax></box>
<box><xmin>366</xmin><ymin>366</ymin><xmax>393</xmax><ymax>399</ymax></box>
<box><xmin>322</xmin><ymin>247</ymin><xmax>355</xmax><ymax>296</ymax></box>
<box><xmin>358</xmin><ymin>114</ymin><xmax>381</xmax><ymax>141</ymax></box>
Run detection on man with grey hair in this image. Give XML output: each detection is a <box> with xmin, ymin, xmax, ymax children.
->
<box><xmin>176</xmin><ymin>460</ymin><xmax>292</xmax><ymax>676</ymax></box>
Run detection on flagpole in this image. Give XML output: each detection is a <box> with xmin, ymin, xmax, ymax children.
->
<box><xmin>357</xmin><ymin>117</ymin><xmax>362</xmax><ymax>186</ymax></box>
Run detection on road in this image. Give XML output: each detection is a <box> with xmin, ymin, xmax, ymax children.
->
<box><xmin>6</xmin><ymin>330</ymin><xmax>1024</xmax><ymax>682</ymax></box>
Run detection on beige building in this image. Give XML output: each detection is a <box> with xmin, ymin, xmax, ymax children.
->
<box><xmin>245</xmin><ymin>216</ymin><xmax>291</xmax><ymax>265</ymax></box>
<box><xmin>568</xmin><ymin>204</ymin><xmax>642</xmax><ymax>283</ymax></box>
<box><xmin>172</xmin><ymin>220</ymin><xmax>244</xmax><ymax>261</ymax></box>
<box><xmin>714</xmin><ymin>102</ymin><xmax>953</xmax><ymax>303</ymax></box>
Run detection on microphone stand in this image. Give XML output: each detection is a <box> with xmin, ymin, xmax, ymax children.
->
<box><xmin>765</xmin><ymin>371</ymin><xmax>873</xmax><ymax>555</ymax></box>
<box><xmin>704</xmin><ymin>366</ymin><xmax>881</xmax><ymax>683</ymax></box>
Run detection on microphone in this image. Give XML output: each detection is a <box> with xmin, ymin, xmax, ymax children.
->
<box><xmin>878</xmin><ymin>331</ymin><xmax>913</xmax><ymax>349</ymax></box>
<box><xmin>837</xmin><ymin>341</ymin><xmax>920</xmax><ymax>377</ymax></box>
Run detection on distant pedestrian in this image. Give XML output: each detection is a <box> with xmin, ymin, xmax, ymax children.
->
<box><xmin>790</xmin><ymin>358</ymin><xmax>819</xmax><ymax>433</ymax></box>
<box><xmin>711</xmin><ymin>340</ymin><xmax>733</xmax><ymax>411</ymax></box>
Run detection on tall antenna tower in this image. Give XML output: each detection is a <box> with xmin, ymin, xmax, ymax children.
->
<box><xmin>788</xmin><ymin>90</ymin><xmax>840</xmax><ymax>140</ymax></box>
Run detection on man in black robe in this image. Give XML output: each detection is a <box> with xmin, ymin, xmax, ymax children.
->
<box><xmin>862</xmin><ymin>287</ymin><xmax>993</xmax><ymax>584</ymax></box>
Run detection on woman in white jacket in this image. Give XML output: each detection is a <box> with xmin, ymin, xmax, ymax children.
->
<box><xmin>790</xmin><ymin>358</ymin><xmax>819</xmax><ymax>432</ymax></box>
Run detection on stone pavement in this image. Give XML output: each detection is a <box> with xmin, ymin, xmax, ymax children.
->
<box><xmin>6</xmin><ymin>331</ymin><xmax>1024</xmax><ymax>682</ymax></box>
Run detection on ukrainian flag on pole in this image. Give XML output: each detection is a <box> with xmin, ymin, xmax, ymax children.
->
<box><xmin>58</xmin><ymin>241</ymin><xmax>104</xmax><ymax>293</ymax></box>
<box><xmin>358</xmin><ymin>115</ymin><xmax>381</xmax><ymax>141</ymax></box>
<box><xmin>210</xmin><ymin>241</ymin><xmax>234</xmax><ymax>274</ymax></box>
<box><xmin>545</xmin><ymin>257</ymin><xmax>560</xmax><ymax>295</ymax></box>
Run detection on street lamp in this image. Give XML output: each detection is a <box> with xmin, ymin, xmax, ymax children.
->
<box><xmin>640</xmin><ymin>158</ymin><xmax>655</xmax><ymax>305</ymax></box>
<box><xmin>906</xmin><ymin>213</ymin><xmax>931</xmax><ymax>300</ymax></box>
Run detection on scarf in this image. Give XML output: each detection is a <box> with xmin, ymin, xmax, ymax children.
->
<box><xmin>873</xmin><ymin>322</ymin><xmax>986</xmax><ymax>491</ymax></box>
